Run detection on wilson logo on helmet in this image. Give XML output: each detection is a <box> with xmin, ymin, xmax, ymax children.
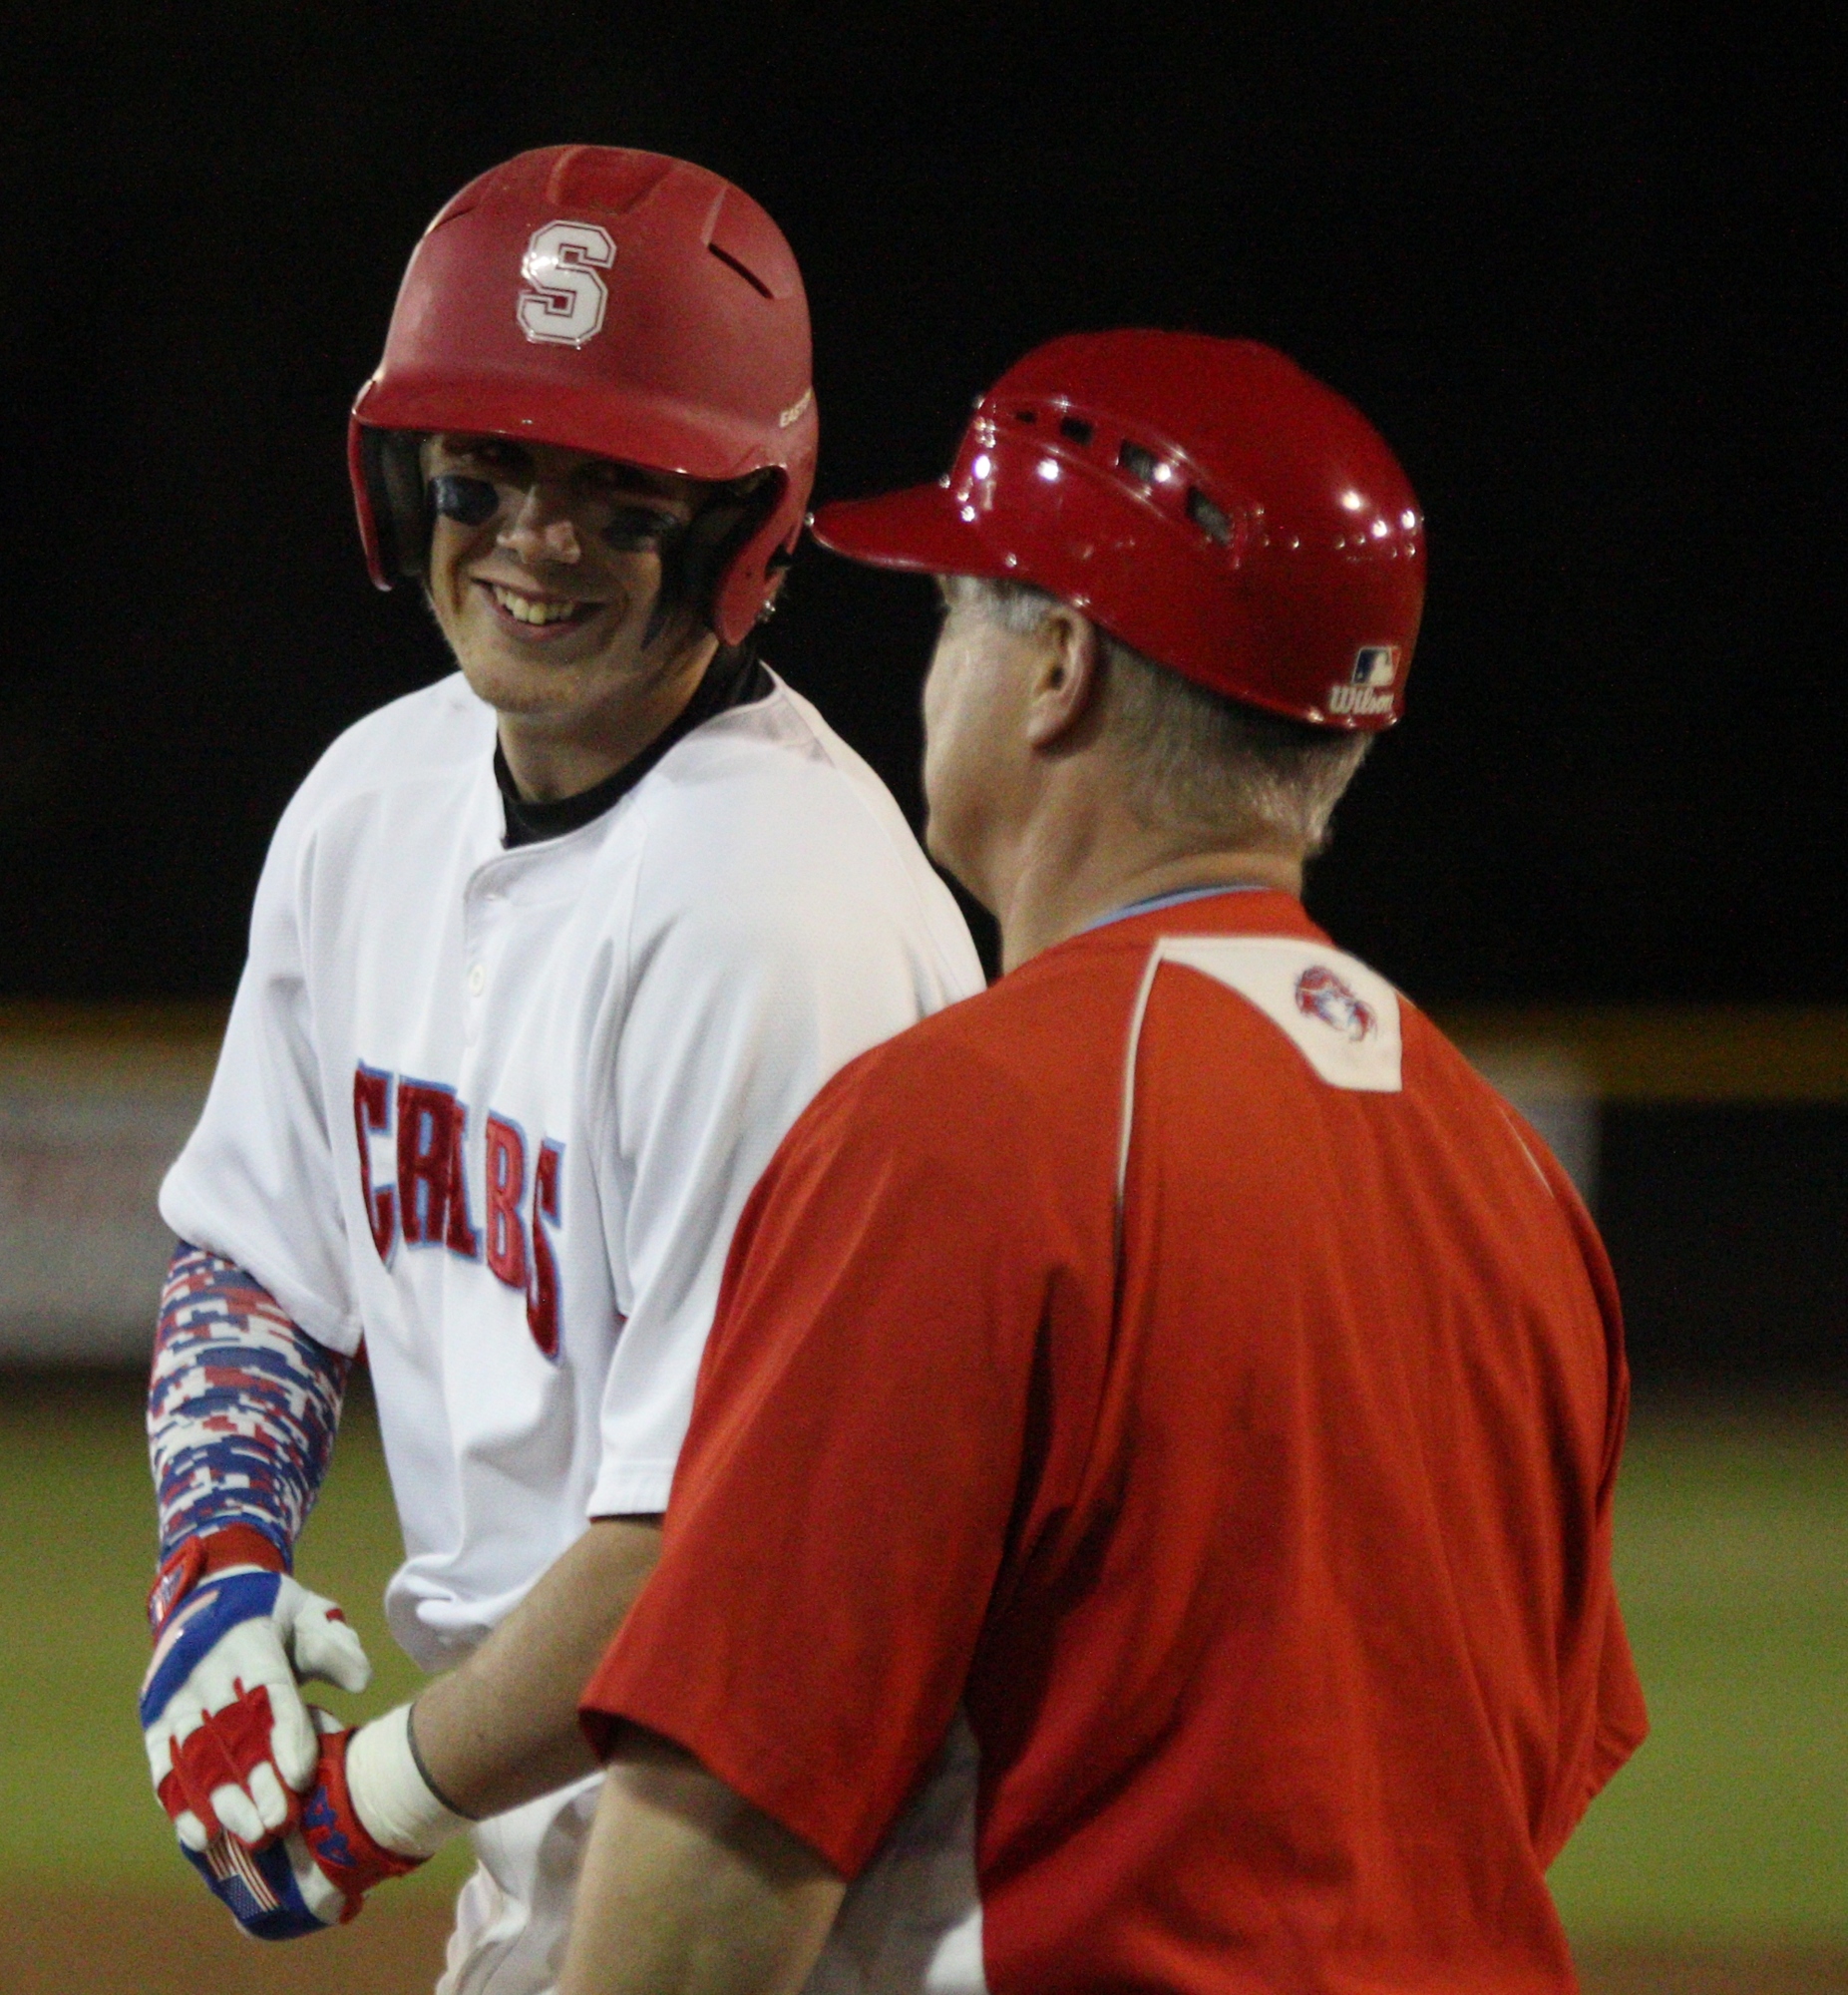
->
<box><xmin>1326</xmin><ymin>644</ymin><xmax>1400</xmax><ymax>717</ymax></box>
<box><xmin>517</xmin><ymin>220</ymin><xmax>616</xmax><ymax>348</ymax></box>
<box><xmin>1332</xmin><ymin>646</ymin><xmax>1404</xmax><ymax>718</ymax></box>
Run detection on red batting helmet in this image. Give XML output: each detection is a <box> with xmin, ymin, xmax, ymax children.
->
<box><xmin>811</xmin><ymin>332</ymin><xmax>1424</xmax><ymax>728</ymax></box>
<box><xmin>349</xmin><ymin>146</ymin><xmax>819</xmax><ymax>645</ymax></box>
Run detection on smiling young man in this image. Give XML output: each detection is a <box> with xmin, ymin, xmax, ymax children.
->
<box><xmin>135</xmin><ymin>147</ymin><xmax>980</xmax><ymax>1992</ymax></box>
<box><xmin>421</xmin><ymin>434</ymin><xmax>722</xmax><ymax>798</ymax></box>
<box><xmin>560</xmin><ymin>333</ymin><xmax>1647</xmax><ymax>1995</ymax></box>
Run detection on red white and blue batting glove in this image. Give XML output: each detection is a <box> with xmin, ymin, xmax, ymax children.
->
<box><xmin>141</xmin><ymin>1526</ymin><xmax>372</xmax><ymax>1851</ymax></box>
<box><xmin>186</xmin><ymin>1709</ymin><xmax>426</xmax><ymax>1940</ymax></box>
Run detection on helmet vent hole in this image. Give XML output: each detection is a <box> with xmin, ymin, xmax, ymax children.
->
<box><xmin>707</xmin><ymin>241</ymin><xmax>774</xmax><ymax>300</ymax></box>
<box><xmin>1013</xmin><ymin>408</ymin><xmax>1038</xmax><ymax>424</ymax></box>
<box><xmin>1118</xmin><ymin>441</ymin><xmax>1159</xmax><ymax>483</ymax></box>
<box><xmin>1058</xmin><ymin>416</ymin><xmax>1094</xmax><ymax>445</ymax></box>
<box><xmin>1187</xmin><ymin>489</ymin><xmax>1232</xmax><ymax>545</ymax></box>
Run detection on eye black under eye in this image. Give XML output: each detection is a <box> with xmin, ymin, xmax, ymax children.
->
<box><xmin>429</xmin><ymin>475</ymin><xmax>500</xmax><ymax>526</ymax></box>
<box><xmin>601</xmin><ymin>508</ymin><xmax>681</xmax><ymax>551</ymax></box>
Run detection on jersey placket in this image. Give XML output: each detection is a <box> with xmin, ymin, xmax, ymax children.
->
<box><xmin>461</xmin><ymin>870</ymin><xmax>504</xmax><ymax>1050</ymax></box>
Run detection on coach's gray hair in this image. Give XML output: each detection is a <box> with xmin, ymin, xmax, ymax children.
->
<box><xmin>945</xmin><ymin>576</ymin><xmax>1372</xmax><ymax>854</ymax></box>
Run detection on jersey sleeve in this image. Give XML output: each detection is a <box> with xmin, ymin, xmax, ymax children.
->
<box><xmin>584</xmin><ymin>835</ymin><xmax>976</xmax><ymax>1519</ymax></box>
<box><xmin>149</xmin><ymin>1245</ymin><xmax>350</xmax><ymax>1567</ymax></box>
<box><xmin>1522</xmin><ymin>1123</ymin><xmax>1651</xmax><ymax>1861</ymax></box>
<box><xmin>159</xmin><ymin>784</ymin><xmax>361</xmax><ymax>1355</ymax></box>
<box><xmin>581</xmin><ymin>1041</ymin><xmax>1045</xmax><ymax>1876</ymax></box>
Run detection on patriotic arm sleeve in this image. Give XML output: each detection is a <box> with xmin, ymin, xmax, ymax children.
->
<box><xmin>149</xmin><ymin>1243</ymin><xmax>351</xmax><ymax>1569</ymax></box>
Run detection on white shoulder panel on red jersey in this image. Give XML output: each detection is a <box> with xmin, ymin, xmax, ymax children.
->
<box><xmin>1159</xmin><ymin>936</ymin><xmax>1402</xmax><ymax>1091</ymax></box>
<box><xmin>1117</xmin><ymin>935</ymin><xmax>1403</xmax><ymax>1205</ymax></box>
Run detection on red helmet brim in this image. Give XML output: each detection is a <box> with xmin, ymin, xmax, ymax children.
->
<box><xmin>809</xmin><ymin>486</ymin><xmax>1005</xmax><ymax>578</ymax></box>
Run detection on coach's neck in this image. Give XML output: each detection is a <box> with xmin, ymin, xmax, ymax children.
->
<box><xmin>924</xmin><ymin>600</ymin><xmax>1305</xmax><ymax>976</ymax></box>
<box><xmin>998</xmin><ymin>810</ymin><xmax>1302</xmax><ymax>973</ymax></box>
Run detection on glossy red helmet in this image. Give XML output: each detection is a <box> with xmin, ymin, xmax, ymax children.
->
<box><xmin>349</xmin><ymin>146</ymin><xmax>819</xmax><ymax>645</ymax></box>
<box><xmin>811</xmin><ymin>331</ymin><xmax>1423</xmax><ymax>728</ymax></box>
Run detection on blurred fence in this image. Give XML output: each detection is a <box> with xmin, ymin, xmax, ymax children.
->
<box><xmin>0</xmin><ymin>1005</ymin><xmax>222</xmax><ymax>1364</ymax></box>
<box><xmin>0</xmin><ymin>1001</ymin><xmax>1843</xmax><ymax>1375</ymax></box>
<box><xmin>1445</xmin><ymin>1005</ymin><xmax>1848</xmax><ymax>1382</ymax></box>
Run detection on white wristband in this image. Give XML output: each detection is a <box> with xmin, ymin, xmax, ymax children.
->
<box><xmin>344</xmin><ymin>1704</ymin><xmax>473</xmax><ymax>1859</ymax></box>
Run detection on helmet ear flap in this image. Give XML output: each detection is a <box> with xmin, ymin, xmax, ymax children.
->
<box><xmin>647</xmin><ymin>473</ymin><xmax>789</xmax><ymax>650</ymax></box>
<box><xmin>362</xmin><ymin>430</ymin><xmax>431</xmax><ymax>584</ymax></box>
<box><xmin>705</xmin><ymin>472</ymin><xmax>794</xmax><ymax>645</ymax></box>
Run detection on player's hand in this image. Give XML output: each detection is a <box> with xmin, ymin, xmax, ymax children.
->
<box><xmin>141</xmin><ymin>1542</ymin><xmax>372</xmax><ymax>1851</ymax></box>
<box><xmin>186</xmin><ymin>1709</ymin><xmax>423</xmax><ymax>1940</ymax></box>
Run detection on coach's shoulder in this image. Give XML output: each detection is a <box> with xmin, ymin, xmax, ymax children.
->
<box><xmin>793</xmin><ymin>989</ymin><xmax>1026</xmax><ymax>1151</ymax></box>
<box><xmin>824</xmin><ymin>927</ymin><xmax>1149</xmax><ymax>1130</ymax></box>
<box><xmin>823</xmin><ymin>966</ymin><xmax>1058</xmax><ymax>1125</ymax></box>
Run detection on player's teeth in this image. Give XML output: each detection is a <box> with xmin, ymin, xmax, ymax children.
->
<box><xmin>492</xmin><ymin>586</ymin><xmax>582</xmax><ymax>625</ymax></box>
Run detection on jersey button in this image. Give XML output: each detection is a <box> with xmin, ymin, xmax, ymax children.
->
<box><xmin>467</xmin><ymin>964</ymin><xmax>486</xmax><ymax>996</ymax></box>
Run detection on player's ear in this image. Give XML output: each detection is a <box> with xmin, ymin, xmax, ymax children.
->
<box><xmin>1024</xmin><ymin>607</ymin><xmax>1103</xmax><ymax>751</ymax></box>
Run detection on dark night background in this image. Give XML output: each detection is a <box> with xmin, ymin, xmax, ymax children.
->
<box><xmin>6</xmin><ymin>22</ymin><xmax>1848</xmax><ymax>1964</ymax></box>
<box><xmin>0</xmin><ymin>4</ymin><xmax>1840</xmax><ymax>1004</ymax></box>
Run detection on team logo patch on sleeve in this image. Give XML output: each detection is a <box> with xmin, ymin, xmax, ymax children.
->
<box><xmin>1141</xmin><ymin>938</ymin><xmax>1402</xmax><ymax>1093</ymax></box>
<box><xmin>1294</xmin><ymin>965</ymin><xmax>1378</xmax><ymax>1043</ymax></box>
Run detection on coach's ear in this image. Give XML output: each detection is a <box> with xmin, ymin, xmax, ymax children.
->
<box><xmin>1023</xmin><ymin>605</ymin><xmax>1105</xmax><ymax>752</ymax></box>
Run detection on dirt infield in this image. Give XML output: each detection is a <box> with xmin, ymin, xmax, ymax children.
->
<box><xmin>1572</xmin><ymin>1947</ymin><xmax>1848</xmax><ymax>1994</ymax></box>
<box><xmin>9</xmin><ymin>1891</ymin><xmax>458</xmax><ymax>1993</ymax></box>
<box><xmin>7</xmin><ymin>1894</ymin><xmax>1847</xmax><ymax>1994</ymax></box>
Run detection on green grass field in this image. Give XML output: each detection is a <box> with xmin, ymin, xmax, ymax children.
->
<box><xmin>0</xmin><ymin>1370</ymin><xmax>475</xmax><ymax>1904</ymax></box>
<box><xmin>2</xmin><ymin>1372</ymin><xmax>1844</xmax><ymax>1943</ymax></box>
<box><xmin>1549</xmin><ymin>1397</ymin><xmax>1848</xmax><ymax>1939</ymax></box>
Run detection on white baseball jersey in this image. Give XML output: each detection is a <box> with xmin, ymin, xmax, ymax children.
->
<box><xmin>161</xmin><ymin>667</ymin><xmax>982</xmax><ymax>1672</ymax></box>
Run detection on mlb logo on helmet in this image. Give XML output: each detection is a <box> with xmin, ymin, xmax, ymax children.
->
<box><xmin>1294</xmin><ymin>965</ymin><xmax>1378</xmax><ymax>1044</ymax></box>
<box><xmin>1352</xmin><ymin>645</ymin><xmax>1400</xmax><ymax>687</ymax></box>
<box><xmin>1326</xmin><ymin>644</ymin><xmax>1400</xmax><ymax>718</ymax></box>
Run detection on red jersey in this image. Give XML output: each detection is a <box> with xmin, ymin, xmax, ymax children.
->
<box><xmin>583</xmin><ymin>892</ymin><xmax>1646</xmax><ymax>1993</ymax></box>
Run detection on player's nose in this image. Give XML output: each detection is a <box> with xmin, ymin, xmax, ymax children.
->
<box><xmin>499</xmin><ymin>485</ymin><xmax>583</xmax><ymax>566</ymax></box>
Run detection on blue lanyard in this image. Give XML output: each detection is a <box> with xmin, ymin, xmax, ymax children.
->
<box><xmin>1081</xmin><ymin>883</ymin><xmax>1267</xmax><ymax>935</ymax></box>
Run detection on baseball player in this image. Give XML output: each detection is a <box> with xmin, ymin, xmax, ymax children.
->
<box><xmin>562</xmin><ymin>333</ymin><xmax>1649</xmax><ymax>1994</ymax></box>
<box><xmin>136</xmin><ymin>146</ymin><xmax>981</xmax><ymax>1991</ymax></box>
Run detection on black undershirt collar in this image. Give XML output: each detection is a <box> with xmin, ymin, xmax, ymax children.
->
<box><xmin>494</xmin><ymin>644</ymin><xmax>773</xmax><ymax>850</ymax></box>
